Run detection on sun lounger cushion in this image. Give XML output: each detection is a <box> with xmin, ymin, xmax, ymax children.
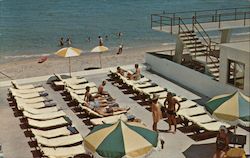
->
<box><xmin>197</xmin><ymin>121</ymin><xmax>231</xmax><ymax>131</ymax></box>
<box><xmin>15</xmin><ymin>97</ymin><xmax>50</xmax><ymax>104</ymax></box>
<box><xmin>28</xmin><ymin>117</ymin><xmax>70</xmax><ymax>129</ymax></box>
<box><xmin>31</xmin><ymin>127</ymin><xmax>72</xmax><ymax>138</ymax></box>
<box><xmin>90</xmin><ymin>114</ymin><xmax>128</xmax><ymax>125</ymax></box>
<box><xmin>41</xmin><ymin>144</ymin><xmax>86</xmax><ymax>158</ymax></box>
<box><xmin>36</xmin><ymin>133</ymin><xmax>83</xmax><ymax>147</ymax></box>
<box><xmin>66</xmin><ymin>82</ymin><xmax>96</xmax><ymax>90</ymax></box>
<box><xmin>23</xmin><ymin>111</ymin><xmax>66</xmax><ymax>120</ymax></box>
<box><xmin>13</xmin><ymin>92</ymin><xmax>48</xmax><ymax>99</ymax></box>
<box><xmin>66</xmin><ymin>87</ymin><xmax>98</xmax><ymax>95</ymax></box>
<box><xmin>9</xmin><ymin>87</ymin><xmax>45</xmax><ymax>94</ymax></box>
<box><xmin>180</xmin><ymin>100</ymin><xmax>197</xmax><ymax>109</ymax></box>
<box><xmin>177</xmin><ymin>106</ymin><xmax>206</xmax><ymax>116</ymax></box>
<box><xmin>186</xmin><ymin>114</ymin><xmax>216</xmax><ymax>124</ymax></box>
<box><xmin>24</xmin><ymin>106</ymin><xmax>59</xmax><ymax>114</ymax></box>
<box><xmin>11</xmin><ymin>81</ymin><xmax>42</xmax><ymax>90</ymax></box>
<box><xmin>140</xmin><ymin>86</ymin><xmax>165</xmax><ymax>95</ymax></box>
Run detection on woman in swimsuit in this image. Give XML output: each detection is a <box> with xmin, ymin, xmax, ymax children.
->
<box><xmin>213</xmin><ymin>125</ymin><xmax>229</xmax><ymax>158</ymax></box>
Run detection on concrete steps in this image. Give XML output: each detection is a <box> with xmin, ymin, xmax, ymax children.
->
<box><xmin>179</xmin><ymin>30</ymin><xmax>221</xmax><ymax>81</ymax></box>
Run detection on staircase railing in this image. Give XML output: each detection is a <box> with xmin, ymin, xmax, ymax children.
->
<box><xmin>192</xmin><ymin>17</ymin><xmax>220</xmax><ymax>75</ymax></box>
<box><xmin>178</xmin><ymin>17</ymin><xmax>199</xmax><ymax>57</ymax></box>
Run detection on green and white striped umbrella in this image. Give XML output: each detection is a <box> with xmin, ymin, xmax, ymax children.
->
<box><xmin>84</xmin><ymin>120</ymin><xmax>158</xmax><ymax>158</ymax></box>
<box><xmin>205</xmin><ymin>91</ymin><xmax>250</xmax><ymax>127</ymax></box>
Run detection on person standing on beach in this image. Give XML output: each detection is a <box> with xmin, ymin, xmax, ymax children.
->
<box><xmin>151</xmin><ymin>94</ymin><xmax>162</xmax><ymax>131</ymax></box>
<box><xmin>59</xmin><ymin>37</ymin><xmax>64</xmax><ymax>47</ymax></box>
<box><xmin>164</xmin><ymin>92</ymin><xmax>180</xmax><ymax>134</ymax></box>
<box><xmin>117</xmin><ymin>44</ymin><xmax>123</xmax><ymax>55</ymax></box>
<box><xmin>66</xmin><ymin>37</ymin><xmax>72</xmax><ymax>46</ymax></box>
<box><xmin>98</xmin><ymin>36</ymin><xmax>103</xmax><ymax>46</ymax></box>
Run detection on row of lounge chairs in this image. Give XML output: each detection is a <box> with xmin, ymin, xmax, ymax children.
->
<box><xmin>108</xmin><ymin>67</ymin><xmax>232</xmax><ymax>141</ymax></box>
<box><xmin>51</xmin><ymin>74</ymin><xmax>141</xmax><ymax>127</ymax></box>
<box><xmin>8</xmin><ymin>81</ymin><xmax>88</xmax><ymax>158</ymax></box>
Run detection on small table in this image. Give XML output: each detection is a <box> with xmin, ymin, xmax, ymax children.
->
<box><xmin>226</xmin><ymin>148</ymin><xmax>246</xmax><ymax>158</ymax></box>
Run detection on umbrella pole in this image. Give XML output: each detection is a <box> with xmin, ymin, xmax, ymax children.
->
<box><xmin>69</xmin><ymin>57</ymin><xmax>71</xmax><ymax>77</ymax></box>
<box><xmin>99</xmin><ymin>53</ymin><xmax>102</xmax><ymax>68</ymax></box>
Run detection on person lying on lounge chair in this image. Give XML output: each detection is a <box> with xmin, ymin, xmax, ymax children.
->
<box><xmin>93</xmin><ymin>106</ymin><xmax>130</xmax><ymax>117</ymax></box>
<box><xmin>84</xmin><ymin>86</ymin><xmax>116</xmax><ymax>108</ymax></box>
<box><xmin>117</xmin><ymin>66</ymin><xmax>125</xmax><ymax>76</ymax></box>
<box><xmin>213</xmin><ymin>125</ymin><xmax>229</xmax><ymax>158</ymax></box>
<box><xmin>164</xmin><ymin>92</ymin><xmax>180</xmax><ymax>134</ymax></box>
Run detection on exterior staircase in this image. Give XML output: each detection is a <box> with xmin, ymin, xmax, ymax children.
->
<box><xmin>178</xmin><ymin>30</ymin><xmax>220</xmax><ymax>81</ymax></box>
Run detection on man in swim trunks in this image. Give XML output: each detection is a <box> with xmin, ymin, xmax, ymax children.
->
<box><xmin>164</xmin><ymin>92</ymin><xmax>180</xmax><ymax>134</ymax></box>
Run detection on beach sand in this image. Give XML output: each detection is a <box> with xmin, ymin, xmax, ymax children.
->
<box><xmin>0</xmin><ymin>43</ymin><xmax>174</xmax><ymax>82</ymax></box>
<box><xmin>0</xmin><ymin>34</ymin><xmax>249</xmax><ymax>82</ymax></box>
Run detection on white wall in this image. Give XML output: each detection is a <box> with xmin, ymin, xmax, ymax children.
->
<box><xmin>219</xmin><ymin>45</ymin><xmax>250</xmax><ymax>95</ymax></box>
<box><xmin>145</xmin><ymin>53</ymin><xmax>243</xmax><ymax>98</ymax></box>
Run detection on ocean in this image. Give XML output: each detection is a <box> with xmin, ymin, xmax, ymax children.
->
<box><xmin>0</xmin><ymin>0</ymin><xmax>249</xmax><ymax>58</ymax></box>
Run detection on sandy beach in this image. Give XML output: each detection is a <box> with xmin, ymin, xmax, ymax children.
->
<box><xmin>0</xmin><ymin>34</ymin><xmax>249</xmax><ymax>82</ymax></box>
<box><xmin>0</xmin><ymin>43</ymin><xmax>175</xmax><ymax>82</ymax></box>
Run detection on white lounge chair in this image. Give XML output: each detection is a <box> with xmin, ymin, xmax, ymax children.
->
<box><xmin>35</xmin><ymin>134</ymin><xmax>83</xmax><ymax>147</ymax></box>
<box><xmin>180</xmin><ymin>100</ymin><xmax>197</xmax><ymax>109</ymax></box>
<box><xmin>197</xmin><ymin>121</ymin><xmax>231</xmax><ymax>131</ymax></box>
<box><xmin>31</xmin><ymin>127</ymin><xmax>72</xmax><ymax>138</ymax></box>
<box><xmin>28</xmin><ymin>117</ymin><xmax>70</xmax><ymax>129</ymax></box>
<box><xmin>11</xmin><ymin>81</ymin><xmax>42</xmax><ymax>90</ymax></box>
<box><xmin>40</xmin><ymin>144</ymin><xmax>86</xmax><ymax>158</ymax></box>
<box><xmin>15</xmin><ymin>97</ymin><xmax>49</xmax><ymax>104</ymax></box>
<box><xmin>12</xmin><ymin>92</ymin><xmax>48</xmax><ymax>99</ymax></box>
<box><xmin>24</xmin><ymin>106</ymin><xmax>59</xmax><ymax>114</ymax></box>
<box><xmin>65</xmin><ymin>87</ymin><xmax>98</xmax><ymax>95</ymax></box>
<box><xmin>66</xmin><ymin>82</ymin><xmax>96</xmax><ymax>90</ymax></box>
<box><xmin>90</xmin><ymin>114</ymin><xmax>128</xmax><ymax>125</ymax></box>
<box><xmin>17</xmin><ymin>101</ymin><xmax>56</xmax><ymax>111</ymax></box>
<box><xmin>9</xmin><ymin>87</ymin><xmax>45</xmax><ymax>94</ymax></box>
<box><xmin>140</xmin><ymin>86</ymin><xmax>165</xmax><ymax>96</ymax></box>
<box><xmin>23</xmin><ymin>111</ymin><xmax>66</xmax><ymax>120</ymax></box>
<box><xmin>177</xmin><ymin>106</ymin><xmax>206</xmax><ymax>117</ymax></box>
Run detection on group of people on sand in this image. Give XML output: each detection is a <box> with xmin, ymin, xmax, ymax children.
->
<box><xmin>59</xmin><ymin>37</ymin><xmax>72</xmax><ymax>47</ymax></box>
<box><xmin>83</xmin><ymin>80</ymin><xmax>129</xmax><ymax>117</ymax></box>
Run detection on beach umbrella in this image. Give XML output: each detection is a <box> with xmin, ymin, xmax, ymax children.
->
<box><xmin>205</xmin><ymin>91</ymin><xmax>250</xmax><ymax>129</ymax></box>
<box><xmin>84</xmin><ymin>120</ymin><xmax>158</xmax><ymax>158</ymax></box>
<box><xmin>91</xmin><ymin>45</ymin><xmax>108</xmax><ymax>68</ymax></box>
<box><xmin>55</xmin><ymin>47</ymin><xmax>82</xmax><ymax>76</ymax></box>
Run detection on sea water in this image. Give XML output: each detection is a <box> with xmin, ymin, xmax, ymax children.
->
<box><xmin>0</xmin><ymin>0</ymin><xmax>249</xmax><ymax>57</ymax></box>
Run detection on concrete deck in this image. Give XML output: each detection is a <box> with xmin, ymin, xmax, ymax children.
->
<box><xmin>0</xmin><ymin>65</ymin><xmax>249</xmax><ymax>158</ymax></box>
<box><xmin>153</xmin><ymin>19</ymin><xmax>250</xmax><ymax>34</ymax></box>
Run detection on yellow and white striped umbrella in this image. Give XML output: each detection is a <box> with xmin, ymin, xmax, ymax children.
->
<box><xmin>91</xmin><ymin>46</ymin><xmax>109</xmax><ymax>53</ymax></box>
<box><xmin>55</xmin><ymin>47</ymin><xmax>82</xmax><ymax>76</ymax></box>
<box><xmin>55</xmin><ymin>47</ymin><xmax>82</xmax><ymax>57</ymax></box>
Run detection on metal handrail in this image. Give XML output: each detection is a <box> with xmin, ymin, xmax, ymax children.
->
<box><xmin>151</xmin><ymin>6</ymin><xmax>250</xmax><ymax>32</ymax></box>
<box><xmin>178</xmin><ymin>17</ymin><xmax>199</xmax><ymax>57</ymax></box>
<box><xmin>192</xmin><ymin>17</ymin><xmax>220</xmax><ymax>75</ymax></box>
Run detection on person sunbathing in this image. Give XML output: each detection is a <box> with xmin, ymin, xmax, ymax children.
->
<box><xmin>93</xmin><ymin>106</ymin><xmax>130</xmax><ymax>117</ymax></box>
<box><xmin>84</xmin><ymin>86</ymin><xmax>117</xmax><ymax>108</ymax></box>
<box><xmin>116</xmin><ymin>66</ymin><xmax>125</xmax><ymax>76</ymax></box>
<box><xmin>127</xmin><ymin>64</ymin><xmax>141</xmax><ymax>80</ymax></box>
<box><xmin>98</xmin><ymin>81</ymin><xmax>109</xmax><ymax>96</ymax></box>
